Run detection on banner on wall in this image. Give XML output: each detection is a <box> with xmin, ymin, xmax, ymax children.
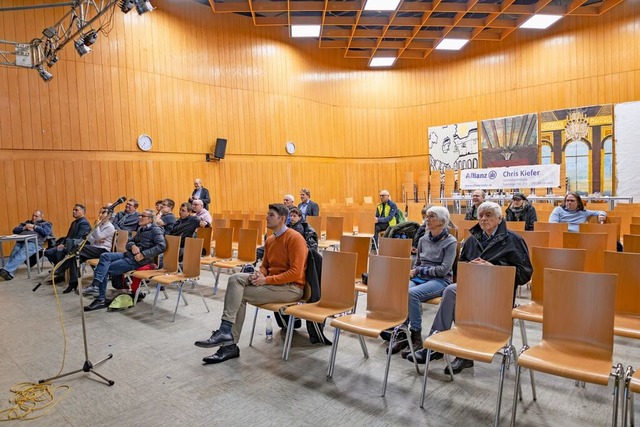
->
<box><xmin>460</xmin><ymin>164</ymin><xmax>560</xmax><ymax>190</ymax></box>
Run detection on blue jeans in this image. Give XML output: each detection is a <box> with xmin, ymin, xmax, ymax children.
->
<box><xmin>4</xmin><ymin>241</ymin><xmax>41</xmax><ymax>274</ymax></box>
<box><xmin>408</xmin><ymin>277</ymin><xmax>449</xmax><ymax>332</ymax></box>
<box><xmin>93</xmin><ymin>252</ymin><xmax>138</xmax><ymax>300</ymax></box>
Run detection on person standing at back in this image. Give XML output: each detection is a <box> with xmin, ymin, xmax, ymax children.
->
<box><xmin>298</xmin><ymin>188</ymin><xmax>319</xmax><ymax>221</ymax></box>
<box><xmin>190</xmin><ymin>178</ymin><xmax>211</xmax><ymax>211</ymax></box>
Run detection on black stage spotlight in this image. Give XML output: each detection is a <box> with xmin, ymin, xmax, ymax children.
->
<box><xmin>120</xmin><ymin>0</ymin><xmax>135</xmax><ymax>13</ymax></box>
<box><xmin>135</xmin><ymin>0</ymin><xmax>154</xmax><ymax>15</ymax></box>
<box><xmin>83</xmin><ymin>30</ymin><xmax>98</xmax><ymax>46</ymax></box>
<box><xmin>74</xmin><ymin>39</ymin><xmax>91</xmax><ymax>56</ymax></box>
<box><xmin>36</xmin><ymin>65</ymin><xmax>53</xmax><ymax>82</ymax></box>
<box><xmin>42</xmin><ymin>27</ymin><xmax>57</xmax><ymax>39</ymax></box>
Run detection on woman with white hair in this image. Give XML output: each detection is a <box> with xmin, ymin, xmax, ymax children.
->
<box><xmin>393</xmin><ymin>205</ymin><xmax>457</xmax><ymax>356</ymax></box>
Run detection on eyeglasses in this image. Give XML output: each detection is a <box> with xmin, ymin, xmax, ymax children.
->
<box><xmin>126</xmin><ymin>203</ymin><xmax>135</xmax><ymax>207</ymax></box>
<box><xmin>140</xmin><ymin>215</ymin><xmax>153</xmax><ymax>219</ymax></box>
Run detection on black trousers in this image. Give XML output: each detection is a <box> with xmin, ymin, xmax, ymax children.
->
<box><xmin>59</xmin><ymin>246</ymin><xmax>108</xmax><ymax>283</ymax></box>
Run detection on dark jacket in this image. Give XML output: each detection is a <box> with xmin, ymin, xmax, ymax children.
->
<box><xmin>461</xmin><ymin>220</ymin><xmax>533</xmax><ymax>290</ymax></box>
<box><xmin>13</xmin><ymin>219</ymin><xmax>53</xmax><ymax>246</ymax></box>
<box><xmin>170</xmin><ymin>215</ymin><xmax>201</xmax><ymax>247</ymax></box>
<box><xmin>190</xmin><ymin>187</ymin><xmax>211</xmax><ymax>210</ymax></box>
<box><xmin>112</xmin><ymin>211</ymin><xmax>140</xmax><ymax>231</ymax></box>
<box><xmin>298</xmin><ymin>200</ymin><xmax>320</xmax><ymax>220</ymax></box>
<box><xmin>125</xmin><ymin>224</ymin><xmax>167</xmax><ymax>265</ymax></box>
<box><xmin>160</xmin><ymin>212</ymin><xmax>177</xmax><ymax>234</ymax></box>
<box><xmin>505</xmin><ymin>202</ymin><xmax>538</xmax><ymax>231</ymax></box>
<box><xmin>289</xmin><ymin>221</ymin><xmax>319</xmax><ymax>251</ymax></box>
<box><xmin>465</xmin><ymin>204</ymin><xmax>479</xmax><ymax>220</ymax></box>
<box><xmin>58</xmin><ymin>217</ymin><xmax>91</xmax><ymax>246</ymax></box>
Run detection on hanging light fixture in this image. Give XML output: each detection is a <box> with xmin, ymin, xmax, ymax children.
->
<box><xmin>36</xmin><ymin>65</ymin><xmax>54</xmax><ymax>82</ymax></box>
<box><xmin>74</xmin><ymin>38</ymin><xmax>92</xmax><ymax>56</ymax></box>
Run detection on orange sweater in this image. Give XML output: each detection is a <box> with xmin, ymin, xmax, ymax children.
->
<box><xmin>261</xmin><ymin>228</ymin><xmax>308</xmax><ymax>287</ymax></box>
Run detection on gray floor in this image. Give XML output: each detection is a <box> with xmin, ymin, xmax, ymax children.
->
<box><xmin>0</xmin><ymin>262</ymin><xmax>637</xmax><ymax>426</ymax></box>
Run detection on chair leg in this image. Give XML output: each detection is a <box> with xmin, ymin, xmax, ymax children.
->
<box><xmin>519</xmin><ymin>319</ymin><xmax>537</xmax><ymax>401</ymax></box>
<box><xmin>444</xmin><ymin>354</ymin><xmax>454</xmax><ymax>381</ymax></box>
<box><xmin>511</xmin><ymin>353</ymin><xmax>523</xmax><ymax>427</ymax></box>
<box><xmin>612</xmin><ymin>363</ymin><xmax>624</xmax><ymax>427</ymax></box>
<box><xmin>282</xmin><ymin>315</ymin><xmax>296</xmax><ymax>360</ymax></box>
<box><xmin>193</xmin><ymin>280</ymin><xmax>210</xmax><ymax>313</ymax></box>
<box><xmin>493</xmin><ymin>348</ymin><xmax>510</xmax><ymax>427</ymax></box>
<box><xmin>249</xmin><ymin>306</ymin><xmax>260</xmax><ymax>347</ymax></box>
<box><xmin>358</xmin><ymin>335</ymin><xmax>369</xmax><ymax>359</ymax></box>
<box><xmin>173</xmin><ymin>284</ymin><xmax>183</xmax><ymax>322</ymax></box>
<box><xmin>213</xmin><ymin>266</ymin><xmax>222</xmax><ymax>295</ymax></box>
<box><xmin>327</xmin><ymin>328</ymin><xmax>341</xmax><ymax>378</ymax></box>
<box><xmin>152</xmin><ymin>284</ymin><xmax>162</xmax><ymax>314</ymax></box>
<box><xmin>402</xmin><ymin>324</ymin><xmax>421</xmax><ymax>375</ymax></box>
<box><xmin>352</xmin><ymin>291</ymin><xmax>359</xmax><ymax>313</ymax></box>
<box><xmin>382</xmin><ymin>331</ymin><xmax>397</xmax><ymax>397</ymax></box>
<box><xmin>420</xmin><ymin>349</ymin><xmax>434</xmax><ymax>408</ymax></box>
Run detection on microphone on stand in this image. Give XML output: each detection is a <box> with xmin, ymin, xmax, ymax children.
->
<box><xmin>106</xmin><ymin>196</ymin><xmax>127</xmax><ymax>213</ymax></box>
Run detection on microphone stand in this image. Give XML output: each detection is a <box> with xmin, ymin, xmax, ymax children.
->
<box><xmin>38</xmin><ymin>219</ymin><xmax>114</xmax><ymax>386</ymax></box>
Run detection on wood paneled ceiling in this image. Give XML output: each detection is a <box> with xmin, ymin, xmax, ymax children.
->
<box><xmin>205</xmin><ymin>0</ymin><xmax>623</xmax><ymax>63</ymax></box>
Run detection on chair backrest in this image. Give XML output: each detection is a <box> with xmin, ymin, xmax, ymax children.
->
<box><xmin>449</xmin><ymin>213</ymin><xmax>466</xmax><ymax>227</ymax></box>
<box><xmin>506</xmin><ymin>221</ymin><xmax>526</xmax><ymax>231</ymax></box>
<box><xmin>633</xmin><ymin>216</ymin><xmax>640</xmax><ymax>225</ymax></box>
<box><xmin>578</xmin><ymin>223</ymin><xmax>618</xmax><ymax>251</ymax></box>
<box><xmin>182</xmin><ymin>237</ymin><xmax>204</xmax><ymax>277</ymax></box>
<box><xmin>212</xmin><ymin>218</ymin><xmax>227</xmax><ymax>230</ymax></box>
<box><xmin>366</xmin><ymin>255</ymin><xmax>411</xmax><ymax>317</ymax></box>
<box><xmin>585</xmin><ymin>202</ymin><xmax>609</xmax><ymax>211</ymax></box>
<box><xmin>345</xmin><ymin>197</ymin><xmax>354</xmax><ymax>206</ymax></box>
<box><xmin>378</xmin><ymin>237</ymin><xmax>411</xmax><ymax>258</ymax></box>
<box><xmin>630</xmin><ymin>224</ymin><xmax>640</xmax><ymax>235</ymax></box>
<box><xmin>603</xmin><ymin>251</ymin><xmax>640</xmax><ymax>317</ymax></box>
<box><xmin>162</xmin><ymin>235</ymin><xmax>182</xmax><ymax>273</ymax></box>
<box><xmin>455</xmin><ymin>219</ymin><xmax>478</xmax><ymax>242</ymax></box>
<box><xmin>623</xmin><ymin>234</ymin><xmax>640</xmax><ymax>253</ymax></box>
<box><xmin>115</xmin><ymin>230</ymin><xmax>129</xmax><ymax>252</ymax></box>
<box><xmin>317</xmin><ymin>251</ymin><xmax>357</xmax><ymax>307</ymax></box>
<box><xmin>455</xmin><ymin>263</ymin><xmax>515</xmax><ymax>335</ymax></box>
<box><xmin>535</xmin><ymin>222</ymin><xmax>569</xmax><ymax>248</ymax></box>
<box><xmin>562</xmin><ymin>232</ymin><xmax>608</xmax><ymax>272</ymax></box>
<box><xmin>530</xmin><ymin>246</ymin><xmax>586</xmax><ymax>304</ymax></box>
<box><xmin>542</xmin><ymin>268</ymin><xmax>616</xmax><ymax>352</ymax></box>
<box><xmin>325</xmin><ymin>216</ymin><xmax>344</xmax><ymax>241</ymax></box>
<box><xmin>237</xmin><ymin>228</ymin><xmax>258</xmax><ymax>262</ymax></box>
<box><xmin>512</xmin><ymin>230</ymin><xmax>550</xmax><ymax>250</ymax></box>
<box><xmin>229</xmin><ymin>219</ymin><xmax>244</xmax><ymax>242</ymax></box>
<box><xmin>196</xmin><ymin>227</ymin><xmax>212</xmax><ymax>257</ymax></box>
<box><xmin>336</xmin><ymin>212</ymin><xmax>354</xmax><ymax>235</ymax></box>
<box><xmin>357</xmin><ymin>212</ymin><xmax>375</xmax><ymax>235</ymax></box>
<box><xmin>212</xmin><ymin>227</ymin><xmax>233</xmax><ymax>259</ymax></box>
<box><xmin>363</xmin><ymin>196</ymin><xmax>373</xmax><ymax>205</ymax></box>
<box><xmin>306</xmin><ymin>215</ymin><xmax>323</xmax><ymax>235</ymax></box>
<box><xmin>340</xmin><ymin>235</ymin><xmax>370</xmax><ymax>280</ymax></box>
<box><xmin>247</xmin><ymin>219</ymin><xmax>265</xmax><ymax>245</ymax></box>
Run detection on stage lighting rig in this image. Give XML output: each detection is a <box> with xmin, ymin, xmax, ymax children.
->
<box><xmin>120</xmin><ymin>0</ymin><xmax>135</xmax><ymax>13</ymax></box>
<box><xmin>74</xmin><ymin>39</ymin><xmax>92</xmax><ymax>56</ymax></box>
<box><xmin>36</xmin><ymin>64</ymin><xmax>54</xmax><ymax>82</ymax></box>
<box><xmin>135</xmin><ymin>0</ymin><xmax>154</xmax><ymax>15</ymax></box>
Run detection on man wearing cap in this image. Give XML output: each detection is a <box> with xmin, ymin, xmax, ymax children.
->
<box><xmin>464</xmin><ymin>190</ymin><xmax>485</xmax><ymax>220</ymax></box>
<box><xmin>505</xmin><ymin>193</ymin><xmax>538</xmax><ymax>231</ymax></box>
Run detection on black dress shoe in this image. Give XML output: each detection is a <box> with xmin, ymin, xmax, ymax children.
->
<box><xmin>203</xmin><ymin>345</ymin><xmax>240</xmax><ymax>364</ymax></box>
<box><xmin>0</xmin><ymin>269</ymin><xmax>13</xmax><ymax>281</ymax></box>
<box><xmin>444</xmin><ymin>357</ymin><xmax>474</xmax><ymax>374</ymax></box>
<box><xmin>407</xmin><ymin>348</ymin><xmax>444</xmax><ymax>364</ymax></box>
<box><xmin>194</xmin><ymin>329</ymin><xmax>234</xmax><ymax>348</ymax></box>
<box><xmin>84</xmin><ymin>299</ymin><xmax>108</xmax><ymax>311</ymax></box>
<box><xmin>63</xmin><ymin>282</ymin><xmax>78</xmax><ymax>294</ymax></box>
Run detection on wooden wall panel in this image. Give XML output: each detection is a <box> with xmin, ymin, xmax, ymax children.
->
<box><xmin>0</xmin><ymin>0</ymin><xmax>638</xmax><ymax>236</ymax></box>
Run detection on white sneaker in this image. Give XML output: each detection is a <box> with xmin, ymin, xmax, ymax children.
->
<box><xmin>82</xmin><ymin>285</ymin><xmax>99</xmax><ymax>296</ymax></box>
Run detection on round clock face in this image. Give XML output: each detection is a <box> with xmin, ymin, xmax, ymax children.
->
<box><xmin>137</xmin><ymin>134</ymin><xmax>152</xmax><ymax>151</ymax></box>
<box><xmin>285</xmin><ymin>141</ymin><xmax>296</xmax><ymax>154</ymax></box>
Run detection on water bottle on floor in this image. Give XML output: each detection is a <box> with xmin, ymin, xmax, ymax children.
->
<box><xmin>265</xmin><ymin>315</ymin><xmax>273</xmax><ymax>341</ymax></box>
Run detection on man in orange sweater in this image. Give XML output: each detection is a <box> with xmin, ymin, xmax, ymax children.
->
<box><xmin>195</xmin><ymin>203</ymin><xmax>308</xmax><ymax>364</ymax></box>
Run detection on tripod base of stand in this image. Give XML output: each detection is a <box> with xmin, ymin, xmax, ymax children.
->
<box><xmin>38</xmin><ymin>353</ymin><xmax>115</xmax><ymax>386</ymax></box>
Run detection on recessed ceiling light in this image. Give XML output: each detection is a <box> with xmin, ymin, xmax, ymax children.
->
<box><xmin>291</xmin><ymin>25</ymin><xmax>321</xmax><ymax>38</ymax></box>
<box><xmin>520</xmin><ymin>14</ymin><xmax>562</xmax><ymax>29</ymax></box>
<box><xmin>369</xmin><ymin>57</ymin><xmax>397</xmax><ymax>67</ymax></box>
<box><xmin>364</xmin><ymin>0</ymin><xmax>401</xmax><ymax>12</ymax></box>
<box><xmin>435</xmin><ymin>38</ymin><xmax>469</xmax><ymax>51</ymax></box>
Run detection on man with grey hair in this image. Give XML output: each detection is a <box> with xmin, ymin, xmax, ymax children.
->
<box><xmin>0</xmin><ymin>210</ymin><xmax>53</xmax><ymax>281</ymax></box>
<box><xmin>192</xmin><ymin>199</ymin><xmax>212</xmax><ymax>228</ymax></box>
<box><xmin>189</xmin><ymin>178</ymin><xmax>211</xmax><ymax>210</ymax></box>
<box><xmin>374</xmin><ymin>190</ymin><xmax>398</xmax><ymax>245</ymax></box>
<box><xmin>112</xmin><ymin>198</ymin><xmax>140</xmax><ymax>231</ymax></box>
<box><xmin>408</xmin><ymin>201</ymin><xmax>532</xmax><ymax>373</ymax></box>
<box><xmin>465</xmin><ymin>189</ymin><xmax>486</xmax><ymax>220</ymax></box>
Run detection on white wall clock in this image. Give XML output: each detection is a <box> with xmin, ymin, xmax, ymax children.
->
<box><xmin>137</xmin><ymin>134</ymin><xmax>153</xmax><ymax>151</ymax></box>
<box><xmin>285</xmin><ymin>141</ymin><xmax>296</xmax><ymax>154</ymax></box>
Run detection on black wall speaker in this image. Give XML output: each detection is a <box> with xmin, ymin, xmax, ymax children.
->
<box><xmin>214</xmin><ymin>138</ymin><xmax>227</xmax><ymax>160</ymax></box>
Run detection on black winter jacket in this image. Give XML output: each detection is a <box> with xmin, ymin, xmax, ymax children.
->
<box><xmin>125</xmin><ymin>224</ymin><xmax>167</xmax><ymax>265</ymax></box>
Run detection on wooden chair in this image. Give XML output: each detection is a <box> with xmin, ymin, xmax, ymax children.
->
<box><xmin>511</xmin><ymin>268</ymin><xmax>622</xmax><ymax>426</ymax></box>
<box><xmin>455</xmin><ymin>219</ymin><xmax>478</xmax><ymax>243</ymax></box>
<box><xmin>419</xmin><ymin>263</ymin><xmax>516</xmax><ymax>426</ymax></box>
<box><xmin>534</xmin><ymin>222</ymin><xmax>568</xmax><ymax>248</ymax></box>
<box><xmin>318</xmin><ymin>216</ymin><xmax>344</xmax><ymax>251</ymax></box>
<box><xmin>356</xmin><ymin>211</ymin><xmax>377</xmax><ymax>252</ymax></box>
<box><xmin>229</xmin><ymin>218</ymin><xmax>244</xmax><ymax>249</ymax></box>
<box><xmin>85</xmin><ymin>229</ymin><xmax>128</xmax><ymax>269</ymax></box>
<box><xmin>131</xmin><ymin>235</ymin><xmax>182</xmax><ymax>305</ymax></box>
<box><xmin>378</xmin><ymin>237</ymin><xmax>411</xmax><ymax>258</ymax></box>
<box><xmin>306</xmin><ymin>215</ymin><xmax>323</xmax><ymax>237</ymax></box>
<box><xmin>603</xmin><ymin>251</ymin><xmax>640</xmax><ymax>340</ymax></box>
<box><xmin>630</xmin><ymin>224</ymin><xmax>640</xmax><ymax>235</ymax></box>
<box><xmin>623</xmin><ymin>234</ymin><xmax>640</xmax><ymax>253</ymax></box>
<box><xmin>196</xmin><ymin>227</ymin><xmax>212</xmax><ymax>257</ymax></box>
<box><xmin>633</xmin><ymin>216</ymin><xmax>640</xmax><ymax>224</ymax></box>
<box><xmin>336</xmin><ymin>211</ymin><xmax>355</xmax><ymax>236</ymax></box>
<box><xmin>247</xmin><ymin>219</ymin><xmax>265</xmax><ymax>246</ymax></box>
<box><xmin>149</xmin><ymin>238</ymin><xmax>209</xmax><ymax>322</ymax></box>
<box><xmin>511</xmin><ymin>230</ymin><xmax>550</xmax><ymax>250</ymax></box>
<box><xmin>623</xmin><ymin>368</ymin><xmax>640</xmax><ymax>427</ymax></box>
<box><xmin>211</xmin><ymin>228</ymin><xmax>258</xmax><ymax>294</ymax></box>
<box><xmin>327</xmin><ymin>255</ymin><xmax>417</xmax><ymax>397</ymax></box>
<box><xmin>563</xmin><ymin>232</ymin><xmax>608</xmax><ymax>273</ymax></box>
<box><xmin>579</xmin><ymin>222</ymin><xmax>618</xmax><ymax>251</ymax></box>
<box><xmin>200</xmin><ymin>227</ymin><xmax>234</xmax><ymax>295</ymax></box>
<box><xmin>363</xmin><ymin>196</ymin><xmax>373</xmax><ymax>205</ymax></box>
<box><xmin>449</xmin><ymin>213</ymin><xmax>466</xmax><ymax>227</ymax></box>
<box><xmin>340</xmin><ymin>235</ymin><xmax>372</xmax><ymax>312</ymax></box>
<box><xmin>506</xmin><ymin>221</ymin><xmax>526</xmax><ymax>231</ymax></box>
<box><xmin>282</xmin><ymin>251</ymin><xmax>358</xmax><ymax>360</ymax></box>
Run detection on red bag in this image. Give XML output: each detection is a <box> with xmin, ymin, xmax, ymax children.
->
<box><xmin>130</xmin><ymin>263</ymin><xmax>157</xmax><ymax>294</ymax></box>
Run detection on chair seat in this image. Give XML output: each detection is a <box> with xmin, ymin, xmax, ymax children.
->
<box><xmin>285</xmin><ymin>302</ymin><xmax>353</xmax><ymax>324</ymax></box>
<box><xmin>354</xmin><ymin>282</ymin><xmax>367</xmax><ymax>293</ymax></box>
<box><xmin>152</xmin><ymin>273</ymin><xmax>198</xmax><ymax>285</ymax></box>
<box><xmin>630</xmin><ymin>369</ymin><xmax>640</xmax><ymax>393</ymax></box>
<box><xmin>213</xmin><ymin>259</ymin><xmax>249</xmax><ymax>269</ymax></box>
<box><xmin>201</xmin><ymin>256</ymin><xmax>233</xmax><ymax>265</ymax></box>
<box><xmin>256</xmin><ymin>300</ymin><xmax>301</xmax><ymax>312</ymax></box>
<box><xmin>330</xmin><ymin>313</ymin><xmax>407</xmax><ymax>338</ymax></box>
<box><xmin>517</xmin><ymin>341</ymin><xmax>613</xmax><ymax>385</ymax></box>
<box><xmin>425</xmin><ymin>297</ymin><xmax>441</xmax><ymax>305</ymax></box>
<box><xmin>512</xmin><ymin>302</ymin><xmax>543</xmax><ymax>323</ymax></box>
<box><xmin>614</xmin><ymin>313</ymin><xmax>640</xmax><ymax>338</ymax></box>
<box><xmin>132</xmin><ymin>268</ymin><xmax>176</xmax><ymax>280</ymax></box>
<box><xmin>86</xmin><ymin>258</ymin><xmax>99</xmax><ymax>267</ymax></box>
<box><xmin>423</xmin><ymin>326</ymin><xmax>511</xmax><ymax>363</ymax></box>
<box><xmin>318</xmin><ymin>239</ymin><xmax>340</xmax><ymax>249</ymax></box>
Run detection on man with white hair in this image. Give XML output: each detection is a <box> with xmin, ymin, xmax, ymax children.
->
<box><xmin>408</xmin><ymin>201</ymin><xmax>532</xmax><ymax>374</ymax></box>
<box><xmin>189</xmin><ymin>178</ymin><xmax>211</xmax><ymax>211</ymax></box>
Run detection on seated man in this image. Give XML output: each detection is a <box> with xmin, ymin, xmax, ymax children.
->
<box><xmin>58</xmin><ymin>205</ymin><xmax>116</xmax><ymax>294</ymax></box>
<box><xmin>464</xmin><ymin>190</ymin><xmax>486</xmax><ymax>220</ymax></box>
<box><xmin>112</xmin><ymin>198</ymin><xmax>140</xmax><ymax>231</ymax></box>
<box><xmin>374</xmin><ymin>190</ymin><xmax>398</xmax><ymax>244</ymax></box>
<box><xmin>155</xmin><ymin>198</ymin><xmax>177</xmax><ymax>234</ymax></box>
<box><xmin>192</xmin><ymin>199</ymin><xmax>212</xmax><ymax>228</ymax></box>
<box><xmin>195</xmin><ymin>203</ymin><xmax>307</xmax><ymax>364</ymax></box>
<box><xmin>83</xmin><ymin>209</ymin><xmax>166</xmax><ymax>311</ymax></box>
<box><xmin>408</xmin><ymin>201</ymin><xmax>532</xmax><ymax>374</ymax></box>
<box><xmin>169</xmin><ymin>202</ymin><xmax>201</xmax><ymax>257</ymax></box>
<box><xmin>44</xmin><ymin>204</ymin><xmax>91</xmax><ymax>282</ymax></box>
<box><xmin>0</xmin><ymin>211</ymin><xmax>53</xmax><ymax>281</ymax></box>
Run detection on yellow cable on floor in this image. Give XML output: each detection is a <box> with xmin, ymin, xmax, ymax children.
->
<box><xmin>0</xmin><ymin>267</ymin><xmax>71</xmax><ymax>421</ymax></box>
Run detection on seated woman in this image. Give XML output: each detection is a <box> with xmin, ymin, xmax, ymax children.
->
<box><xmin>549</xmin><ymin>191</ymin><xmax>606</xmax><ymax>231</ymax></box>
<box><xmin>505</xmin><ymin>193</ymin><xmax>537</xmax><ymax>230</ymax></box>
<box><xmin>393</xmin><ymin>206</ymin><xmax>457</xmax><ymax>357</ymax></box>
